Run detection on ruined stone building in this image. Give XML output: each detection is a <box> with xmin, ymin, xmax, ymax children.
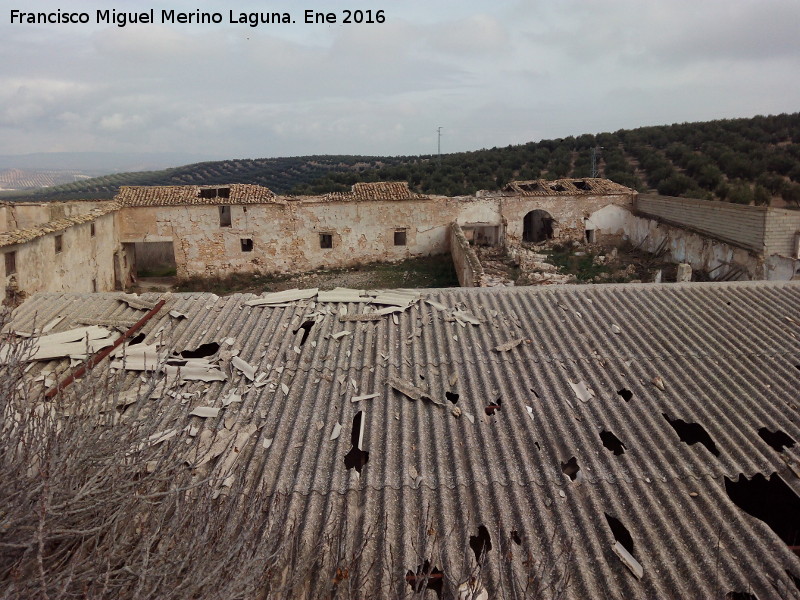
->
<box><xmin>2</xmin><ymin>178</ymin><xmax>800</xmax><ymax>299</ymax></box>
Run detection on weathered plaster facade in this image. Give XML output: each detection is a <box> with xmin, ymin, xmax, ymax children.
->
<box><xmin>0</xmin><ymin>204</ymin><xmax>124</xmax><ymax>299</ymax></box>
<box><xmin>115</xmin><ymin>179</ymin><xmax>637</xmax><ymax>278</ymax></box>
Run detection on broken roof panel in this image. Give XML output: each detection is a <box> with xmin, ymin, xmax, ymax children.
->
<box><xmin>6</xmin><ymin>280</ymin><xmax>800</xmax><ymax>598</ymax></box>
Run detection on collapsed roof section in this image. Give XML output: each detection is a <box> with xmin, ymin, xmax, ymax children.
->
<box><xmin>502</xmin><ymin>178</ymin><xmax>634</xmax><ymax>196</ymax></box>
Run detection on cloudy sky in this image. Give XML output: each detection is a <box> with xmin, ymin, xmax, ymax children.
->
<box><xmin>1</xmin><ymin>0</ymin><xmax>799</xmax><ymax>161</ymax></box>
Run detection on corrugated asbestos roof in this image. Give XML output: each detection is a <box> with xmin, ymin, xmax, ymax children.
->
<box><xmin>502</xmin><ymin>178</ymin><xmax>634</xmax><ymax>196</ymax></box>
<box><xmin>0</xmin><ymin>202</ymin><xmax>119</xmax><ymax>247</ymax></box>
<box><xmin>7</xmin><ymin>281</ymin><xmax>800</xmax><ymax>598</ymax></box>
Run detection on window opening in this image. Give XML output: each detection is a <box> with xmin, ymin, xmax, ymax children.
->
<box><xmin>55</xmin><ymin>234</ymin><xmax>63</xmax><ymax>254</ymax></box>
<box><xmin>240</xmin><ymin>238</ymin><xmax>253</xmax><ymax>252</ymax></box>
<box><xmin>219</xmin><ymin>205</ymin><xmax>232</xmax><ymax>227</ymax></box>
<box><xmin>90</xmin><ymin>223</ymin><xmax>96</xmax><ymax>237</ymax></box>
<box><xmin>4</xmin><ymin>252</ymin><xmax>16</xmax><ymax>275</ymax></box>
<box><xmin>394</xmin><ymin>229</ymin><xmax>407</xmax><ymax>246</ymax></box>
<box><xmin>320</xmin><ymin>233</ymin><xmax>333</xmax><ymax>249</ymax></box>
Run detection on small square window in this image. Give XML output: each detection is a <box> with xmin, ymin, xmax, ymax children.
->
<box><xmin>319</xmin><ymin>233</ymin><xmax>333</xmax><ymax>249</ymax></box>
<box><xmin>240</xmin><ymin>238</ymin><xmax>253</xmax><ymax>252</ymax></box>
<box><xmin>394</xmin><ymin>230</ymin><xmax>407</xmax><ymax>246</ymax></box>
<box><xmin>5</xmin><ymin>251</ymin><xmax>16</xmax><ymax>275</ymax></box>
<box><xmin>55</xmin><ymin>235</ymin><xmax>63</xmax><ymax>254</ymax></box>
<box><xmin>90</xmin><ymin>223</ymin><xmax>96</xmax><ymax>237</ymax></box>
<box><xmin>219</xmin><ymin>206</ymin><xmax>232</xmax><ymax>227</ymax></box>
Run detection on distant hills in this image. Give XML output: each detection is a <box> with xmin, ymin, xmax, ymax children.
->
<box><xmin>2</xmin><ymin>113</ymin><xmax>799</xmax><ymax>206</ymax></box>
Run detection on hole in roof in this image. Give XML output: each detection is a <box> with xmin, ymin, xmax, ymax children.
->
<box><xmin>725</xmin><ymin>593</ymin><xmax>757</xmax><ymax>600</ymax></box>
<box><xmin>724</xmin><ymin>472</ymin><xmax>800</xmax><ymax>547</ymax></box>
<box><xmin>419</xmin><ymin>374</ymin><xmax>425</xmax><ymax>380</ymax></box>
<box><xmin>534</xmin><ymin>441</ymin><xmax>541</xmax><ymax>451</ymax></box>
<box><xmin>605</xmin><ymin>513</ymin><xmax>634</xmax><ymax>555</ymax></box>
<box><xmin>600</xmin><ymin>430</ymin><xmax>626</xmax><ymax>455</ymax></box>
<box><xmin>561</xmin><ymin>456</ymin><xmax>580</xmax><ymax>481</ymax></box>
<box><xmin>663</xmin><ymin>413</ymin><xmax>719</xmax><ymax>456</ymax></box>
<box><xmin>179</xmin><ymin>341</ymin><xmax>220</xmax><ymax>359</ymax></box>
<box><xmin>406</xmin><ymin>560</ymin><xmax>443</xmax><ymax>598</ymax></box>
<box><xmin>445</xmin><ymin>391</ymin><xmax>459</xmax><ymax>404</ymax></box>
<box><xmin>165</xmin><ymin>359</ymin><xmax>187</xmax><ymax>367</ymax></box>
<box><xmin>617</xmin><ymin>388</ymin><xmax>633</xmax><ymax>402</ymax></box>
<box><xmin>128</xmin><ymin>333</ymin><xmax>146</xmax><ymax>345</ymax></box>
<box><xmin>344</xmin><ymin>411</ymin><xmax>369</xmax><ymax>474</ymax></box>
<box><xmin>511</xmin><ymin>530</ymin><xmax>522</xmax><ymax>546</ymax></box>
<box><xmin>485</xmin><ymin>397</ymin><xmax>502</xmax><ymax>416</ymax></box>
<box><xmin>758</xmin><ymin>427</ymin><xmax>796</xmax><ymax>452</ymax></box>
<box><xmin>469</xmin><ymin>525</ymin><xmax>492</xmax><ymax>563</ymax></box>
<box><xmin>550</xmin><ymin>183</ymin><xmax>566</xmax><ymax>192</ymax></box>
<box><xmin>573</xmin><ymin>180</ymin><xmax>591</xmax><ymax>191</ymax></box>
<box><xmin>786</xmin><ymin>570</ymin><xmax>800</xmax><ymax>592</ymax></box>
<box><xmin>293</xmin><ymin>320</ymin><xmax>314</xmax><ymax>347</ymax></box>
<box><xmin>530</xmin><ymin>388</ymin><xmax>540</xmax><ymax>398</ymax></box>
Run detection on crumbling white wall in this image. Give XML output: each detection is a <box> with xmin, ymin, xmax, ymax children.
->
<box><xmin>623</xmin><ymin>213</ymin><xmax>765</xmax><ymax>280</ymax></box>
<box><xmin>501</xmin><ymin>193</ymin><xmax>634</xmax><ymax>245</ymax></box>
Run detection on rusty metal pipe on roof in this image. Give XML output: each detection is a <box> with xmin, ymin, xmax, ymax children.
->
<box><xmin>44</xmin><ymin>297</ymin><xmax>167</xmax><ymax>399</ymax></box>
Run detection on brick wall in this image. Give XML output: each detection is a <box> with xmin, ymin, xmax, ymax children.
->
<box><xmin>636</xmin><ymin>195</ymin><xmax>766</xmax><ymax>252</ymax></box>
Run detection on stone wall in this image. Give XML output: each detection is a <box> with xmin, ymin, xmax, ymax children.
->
<box><xmin>449</xmin><ymin>222</ymin><xmax>484</xmax><ymax>287</ymax></box>
<box><xmin>1</xmin><ymin>212</ymin><xmax>121</xmax><ymax>296</ymax></box>
<box><xmin>500</xmin><ymin>193</ymin><xmax>634</xmax><ymax>245</ymax></box>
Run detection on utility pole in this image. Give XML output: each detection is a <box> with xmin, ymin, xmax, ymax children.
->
<box><xmin>437</xmin><ymin>126</ymin><xmax>442</xmax><ymax>161</ymax></box>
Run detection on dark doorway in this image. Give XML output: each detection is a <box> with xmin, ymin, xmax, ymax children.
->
<box><xmin>523</xmin><ymin>210</ymin><xmax>555</xmax><ymax>243</ymax></box>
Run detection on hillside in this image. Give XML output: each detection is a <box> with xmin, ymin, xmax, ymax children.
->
<box><xmin>2</xmin><ymin>112</ymin><xmax>799</xmax><ymax>206</ymax></box>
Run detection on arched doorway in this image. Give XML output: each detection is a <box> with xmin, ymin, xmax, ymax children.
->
<box><xmin>523</xmin><ymin>210</ymin><xmax>555</xmax><ymax>243</ymax></box>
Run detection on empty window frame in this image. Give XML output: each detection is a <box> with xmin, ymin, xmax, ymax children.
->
<box><xmin>319</xmin><ymin>233</ymin><xmax>333</xmax><ymax>249</ymax></box>
<box><xmin>394</xmin><ymin>229</ymin><xmax>407</xmax><ymax>246</ymax></box>
<box><xmin>240</xmin><ymin>238</ymin><xmax>253</xmax><ymax>252</ymax></box>
<box><xmin>90</xmin><ymin>223</ymin><xmax>96</xmax><ymax>237</ymax></box>
<box><xmin>4</xmin><ymin>251</ymin><xmax>16</xmax><ymax>275</ymax></box>
<box><xmin>219</xmin><ymin>206</ymin><xmax>232</xmax><ymax>227</ymax></box>
<box><xmin>55</xmin><ymin>235</ymin><xmax>63</xmax><ymax>254</ymax></box>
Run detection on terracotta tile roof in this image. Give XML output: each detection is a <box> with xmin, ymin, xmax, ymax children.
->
<box><xmin>116</xmin><ymin>184</ymin><xmax>277</xmax><ymax>207</ymax></box>
<box><xmin>502</xmin><ymin>178</ymin><xmax>635</xmax><ymax>196</ymax></box>
<box><xmin>0</xmin><ymin>202</ymin><xmax>120</xmax><ymax>248</ymax></box>
<box><xmin>323</xmin><ymin>181</ymin><xmax>427</xmax><ymax>202</ymax></box>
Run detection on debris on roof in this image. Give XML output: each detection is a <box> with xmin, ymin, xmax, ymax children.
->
<box><xmin>494</xmin><ymin>338</ymin><xmax>525</xmax><ymax>352</ymax></box>
<box><xmin>613</xmin><ymin>542</ymin><xmax>644</xmax><ymax>579</ymax></box>
<box><xmin>245</xmin><ymin>288</ymin><xmax>319</xmax><ymax>306</ymax></box>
